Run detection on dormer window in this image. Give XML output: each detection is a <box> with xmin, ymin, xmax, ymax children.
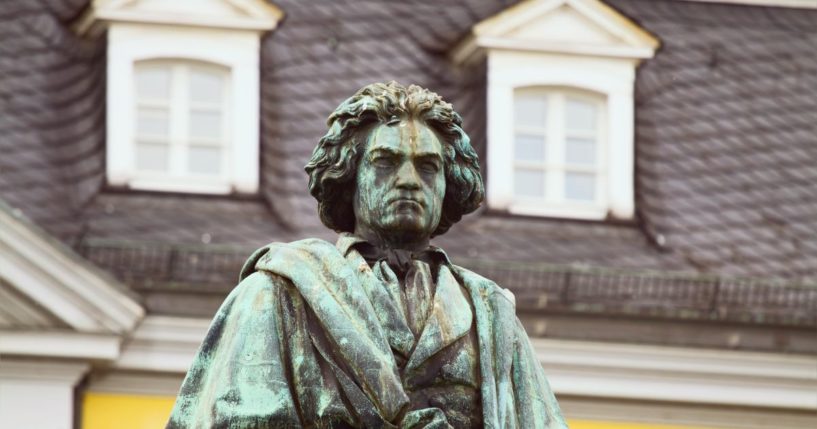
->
<box><xmin>133</xmin><ymin>60</ymin><xmax>231</xmax><ymax>188</ymax></box>
<box><xmin>513</xmin><ymin>87</ymin><xmax>606</xmax><ymax>210</ymax></box>
<box><xmin>73</xmin><ymin>0</ymin><xmax>283</xmax><ymax>194</ymax></box>
<box><xmin>451</xmin><ymin>0</ymin><xmax>658</xmax><ymax>220</ymax></box>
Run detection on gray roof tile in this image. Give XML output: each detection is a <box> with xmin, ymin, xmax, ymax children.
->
<box><xmin>1</xmin><ymin>0</ymin><xmax>815</xmax><ymax>318</ymax></box>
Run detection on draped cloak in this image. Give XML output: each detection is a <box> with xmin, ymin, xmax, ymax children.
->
<box><xmin>166</xmin><ymin>237</ymin><xmax>567</xmax><ymax>429</ymax></box>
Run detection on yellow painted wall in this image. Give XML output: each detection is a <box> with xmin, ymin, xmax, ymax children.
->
<box><xmin>81</xmin><ymin>393</ymin><xmax>715</xmax><ymax>429</ymax></box>
<box><xmin>569</xmin><ymin>420</ymin><xmax>716</xmax><ymax>429</ymax></box>
<box><xmin>82</xmin><ymin>393</ymin><xmax>175</xmax><ymax>429</ymax></box>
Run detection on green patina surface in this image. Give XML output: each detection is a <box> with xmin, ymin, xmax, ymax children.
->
<box><xmin>166</xmin><ymin>82</ymin><xmax>567</xmax><ymax>428</ymax></box>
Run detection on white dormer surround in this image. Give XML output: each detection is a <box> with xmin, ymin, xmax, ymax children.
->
<box><xmin>451</xmin><ymin>0</ymin><xmax>658</xmax><ymax>220</ymax></box>
<box><xmin>74</xmin><ymin>0</ymin><xmax>284</xmax><ymax>194</ymax></box>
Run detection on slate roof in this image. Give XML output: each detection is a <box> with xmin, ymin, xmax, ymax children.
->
<box><xmin>607</xmin><ymin>0</ymin><xmax>817</xmax><ymax>282</ymax></box>
<box><xmin>1</xmin><ymin>1</ymin><xmax>816</xmax><ymax>327</ymax></box>
<box><xmin>0</xmin><ymin>0</ymin><xmax>105</xmax><ymax>242</ymax></box>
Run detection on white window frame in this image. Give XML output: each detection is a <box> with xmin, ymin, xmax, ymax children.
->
<box><xmin>107</xmin><ymin>24</ymin><xmax>261</xmax><ymax>194</ymax></box>
<box><xmin>132</xmin><ymin>60</ymin><xmax>232</xmax><ymax>188</ymax></box>
<box><xmin>487</xmin><ymin>50</ymin><xmax>636</xmax><ymax>220</ymax></box>
<box><xmin>450</xmin><ymin>0</ymin><xmax>659</xmax><ymax>220</ymax></box>
<box><xmin>512</xmin><ymin>87</ymin><xmax>608</xmax><ymax>214</ymax></box>
<box><xmin>73</xmin><ymin>1</ymin><xmax>282</xmax><ymax>194</ymax></box>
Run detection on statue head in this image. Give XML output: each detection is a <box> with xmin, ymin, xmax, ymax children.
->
<box><xmin>305</xmin><ymin>81</ymin><xmax>484</xmax><ymax>248</ymax></box>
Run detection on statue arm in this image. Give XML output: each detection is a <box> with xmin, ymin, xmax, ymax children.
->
<box><xmin>512</xmin><ymin>318</ymin><xmax>569</xmax><ymax>429</ymax></box>
<box><xmin>166</xmin><ymin>271</ymin><xmax>302</xmax><ymax>429</ymax></box>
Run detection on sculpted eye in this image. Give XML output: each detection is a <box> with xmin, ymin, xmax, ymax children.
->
<box><xmin>418</xmin><ymin>160</ymin><xmax>440</xmax><ymax>173</ymax></box>
<box><xmin>372</xmin><ymin>156</ymin><xmax>395</xmax><ymax>168</ymax></box>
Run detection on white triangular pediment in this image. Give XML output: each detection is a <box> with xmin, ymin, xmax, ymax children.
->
<box><xmin>505</xmin><ymin>4</ymin><xmax>620</xmax><ymax>45</ymax></box>
<box><xmin>74</xmin><ymin>0</ymin><xmax>284</xmax><ymax>36</ymax></box>
<box><xmin>452</xmin><ymin>0</ymin><xmax>659</xmax><ymax>64</ymax></box>
<box><xmin>119</xmin><ymin>0</ymin><xmax>246</xmax><ymax>17</ymax></box>
<box><xmin>0</xmin><ymin>202</ymin><xmax>143</xmax><ymax>336</ymax></box>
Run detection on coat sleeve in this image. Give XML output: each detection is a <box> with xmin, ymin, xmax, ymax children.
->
<box><xmin>511</xmin><ymin>318</ymin><xmax>569</xmax><ymax>429</ymax></box>
<box><xmin>166</xmin><ymin>271</ymin><xmax>302</xmax><ymax>429</ymax></box>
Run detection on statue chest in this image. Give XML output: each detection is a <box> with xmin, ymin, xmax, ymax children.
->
<box><xmin>386</xmin><ymin>278</ymin><xmax>482</xmax><ymax>428</ymax></box>
<box><xmin>394</xmin><ymin>314</ymin><xmax>482</xmax><ymax>428</ymax></box>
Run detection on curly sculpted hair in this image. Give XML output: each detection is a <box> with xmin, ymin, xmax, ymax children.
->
<box><xmin>305</xmin><ymin>81</ymin><xmax>485</xmax><ymax>237</ymax></box>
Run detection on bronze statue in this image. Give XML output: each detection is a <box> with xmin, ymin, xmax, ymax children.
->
<box><xmin>167</xmin><ymin>82</ymin><xmax>567</xmax><ymax>428</ymax></box>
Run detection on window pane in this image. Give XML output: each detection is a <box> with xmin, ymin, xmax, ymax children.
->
<box><xmin>566</xmin><ymin>138</ymin><xmax>596</xmax><ymax>165</ymax></box>
<box><xmin>188</xmin><ymin>146</ymin><xmax>222</xmax><ymax>175</ymax></box>
<box><xmin>514</xmin><ymin>169</ymin><xmax>545</xmax><ymax>197</ymax></box>
<box><xmin>136</xmin><ymin>66</ymin><xmax>170</xmax><ymax>100</ymax></box>
<box><xmin>136</xmin><ymin>143</ymin><xmax>169</xmax><ymax>171</ymax></box>
<box><xmin>189</xmin><ymin>110</ymin><xmax>222</xmax><ymax>140</ymax></box>
<box><xmin>514</xmin><ymin>134</ymin><xmax>545</xmax><ymax>162</ymax></box>
<box><xmin>190</xmin><ymin>69</ymin><xmax>224</xmax><ymax>104</ymax></box>
<box><xmin>565</xmin><ymin>172</ymin><xmax>595</xmax><ymax>201</ymax></box>
<box><xmin>514</xmin><ymin>94</ymin><xmax>547</xmax><ymax>128</ymax></box>
<box><xmin>566</xmin><ymin>98</ymin><xmax>596</xmax><ymax>131</ymax></box>
<box><xmin>136</xmin><ymin>108</ymin><xmax>169</xmax><ymax>137</ymax></box>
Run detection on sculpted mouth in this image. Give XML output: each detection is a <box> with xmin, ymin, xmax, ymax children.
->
<box><xmin>389</xmin><ymin>197</ymin><xmax>424</xmax><ymax>207</ymax></box>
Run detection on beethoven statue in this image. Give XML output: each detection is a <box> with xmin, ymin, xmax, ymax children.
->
<box><xmin>167</xmin><ymin>82</ymin><xmax>567</xmax><ymax>429</ymax></box>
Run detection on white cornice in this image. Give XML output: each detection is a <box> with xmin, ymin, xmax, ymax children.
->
<box><xmin>561</xmin><ymin>396</ymin><xmax>817</xmax><ymax>429</ymax></box>
<box><xmin>0</xmin><ymin>203</ymin><xmax>144</xmax><ymax>335</ymax></box>
<box><xmin>108</xmin><ymin>316</ymin><xmax>817</xmax><ymax>414</ymax></box>
<box><xmin>0</xmin><ymin>359</ymin><xmax>90</xmax><ymax>384</ymax></box>
<box><xmin>87</xmin><ymin>371</ymin><xmax>185</xmax><ymax>396</ymax></box>
<box><xmin>533</xmin><ymin>338</ymin><xmax>817</xmax><ymax>410</ymax></box>
<box><xmin>116</xmin><ymin>316</ymin><xmax>211</xmax><ymax>373</ymax></box>
<box><xmin>473</xmin><ymin>36</ymin><xmax>655</xmax><ymax>59</ymax></box>
<box><xmin>73</xmin><ymin>0</ymin><xmax>285</xmax><ymax>37</ymax></box>
<box><xmin>680</xmin><ymin>0</ymin><xmax>817</xmax><ymax>9</ymax></box>
<box><xmin>0</xmin><ymin>331</ymin><xmax>122</xmax><ymax>360</ymax></box>
<box><xmin>451</xmin><ymin>0</ymin><xmax>659</xmax><ymax>66</ymax></box>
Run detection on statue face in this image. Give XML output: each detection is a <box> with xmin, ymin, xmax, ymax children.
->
<box><xmin>353</xmin><ymin>119</ymin><xmax>446</xmax><ymax>247</ymax></box>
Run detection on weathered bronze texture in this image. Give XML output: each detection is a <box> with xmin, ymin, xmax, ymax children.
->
<box><xmin>167</xmin><ymin>82</ymin><xmax>568</xmax><ymax>428</ymax></box>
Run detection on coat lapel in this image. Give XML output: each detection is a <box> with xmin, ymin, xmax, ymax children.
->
<box><xmin>347</xmin><ymin>250</ymin><xmax>416</xmax><ymax>357</ymax></box>
<box><xmin>254</xmin><ymin>239</ymin><xmax>409</xmax><ymax>421</ymax></box>
<box><xmin>405</xmin><ymin>265</ymin><xmax>473</xmax><ymax>372</ymax></box>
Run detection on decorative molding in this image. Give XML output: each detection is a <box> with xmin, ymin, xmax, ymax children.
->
<box><xmin>109</xmin><ymin>315</ymin><xmax>817</xmax><ymax>415</ymax></box>
<box><xmin>471</xmin><ymin>36</ymin><xmax>655</xmax><ymax>59</ymax></box>
<box><xmin>87</xmin><ymin>371</ymin><xmax>185</xmax><ymax>396</ymax></box>
<box><xmin>0</xmin><ymin>331</ymin><xmax>122</xmax><ymax>360</ymax></box>
<box><xmin>533</xmin><ymin>338</ymin><xmax>817</xmax><ymax>410</ymax></box>
<box><xmin>451</xmin><ymin>0</ymin><xmax>659</xmax><ymax>66</ymax></box>
<box><xmin>73</xmin><ymin>0</ymin><xmax>284</xmax><ymax>37</ymax></box>
<box><xmin>116</xmin><ymin>316</ymin><xmax>211</xmax><ymax>373</ymax></box>
<box><xmin>679</xmin><ymin>0</ymin><xmax>817</xmax><ymax>9</ymax></box>
<box><xmin>560</xmin><ymin>397</ymin><xmax>817</xmax><ymax>429</ymax></box>
<box><xmin>0</xmin><ymin>203</ymin><xmax>144</xmax><ymax>335</ymax></box>
<box><xmin>0</xmin><ymin>277</ymin><xmax>65</xmax><ymax>330</ymax></box>
<box><xmin>0</xmin><ymin>359</ymin><xmax>90</xmax><ymax>384</ymax></box>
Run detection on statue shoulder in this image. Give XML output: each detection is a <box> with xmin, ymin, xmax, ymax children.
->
<box><xmin>450</xmin><ymin>264</ymin><xmax>516</xmax><ymax>307</ymax></box>
<box><xmin>238</xmin><ymin>238</ymin><xmax>340</xmax><ymax>282</ymax></box>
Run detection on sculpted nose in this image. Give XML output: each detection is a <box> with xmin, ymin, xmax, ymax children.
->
<box><xmin>395</xmin><ymin>161</ymin><xmax>421</xmax><ymax>190</ymax></box>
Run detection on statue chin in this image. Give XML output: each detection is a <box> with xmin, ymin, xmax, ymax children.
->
<box><xmin>378</xmin><ymin>216</ymin><xmax>439</xmax><ymax>244</ymax></box>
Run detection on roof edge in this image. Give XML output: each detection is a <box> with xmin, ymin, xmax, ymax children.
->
<box><xmin>0</xmin><ymin>201</ymin><xmax>145</xmax><ymax>334</ymax></box>
<box><xmin>679</xmin><ymin>0</ymin><xmax>817</xmax><ymax>9</ymax></box>
<box><xmin>450</xmin><ymin>0</ymin><xmax>660</xmax><ymax>66</ymax></box>
<box><xmin>73</xmin><ymin>0</ymin><xmax>285</xmax><ymax>37</ymax></box>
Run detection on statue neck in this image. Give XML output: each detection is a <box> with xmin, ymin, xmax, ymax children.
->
<box><xmin>352</xmin><ymin>224</ymin><xmax>430</xmax><ymax>253</ymax></box>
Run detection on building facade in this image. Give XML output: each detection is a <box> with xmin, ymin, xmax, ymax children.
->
<box><xmin>1</xmin><ymin>0</ymin><xmax>816</xmax><ymax>428</ymax></box>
